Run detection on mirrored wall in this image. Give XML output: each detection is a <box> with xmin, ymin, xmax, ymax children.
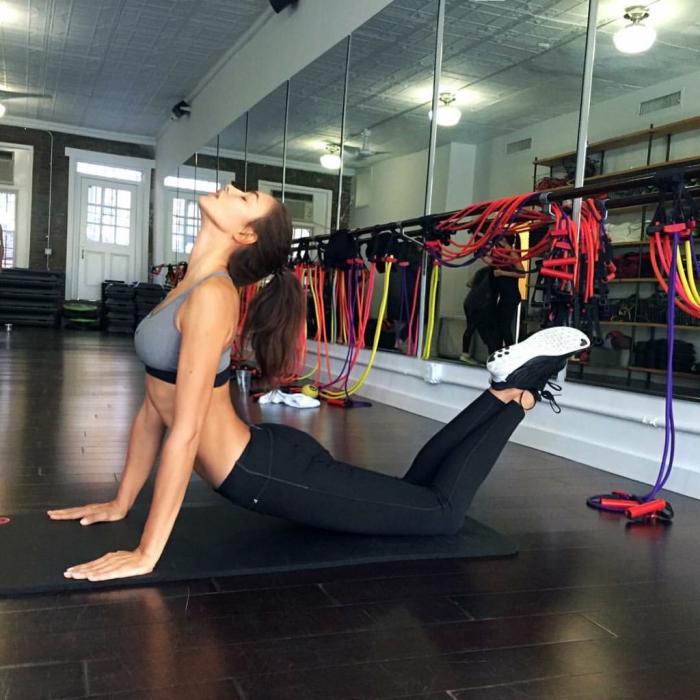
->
<box><xmin>162</xmin><ymin>0</ymin><xmax>698</xmax><ymax>397</ymax></box>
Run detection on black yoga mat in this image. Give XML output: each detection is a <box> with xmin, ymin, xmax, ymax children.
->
<box><xmin>0</xmin><ymin>505</ymin><xmax>517</xmax><ymax>595</ymax></box>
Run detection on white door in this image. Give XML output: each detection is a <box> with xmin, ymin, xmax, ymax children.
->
<box><xmin>77</xmin><ymin>178</ymin><xmax>138</xmax><ymax>300</ymax></box>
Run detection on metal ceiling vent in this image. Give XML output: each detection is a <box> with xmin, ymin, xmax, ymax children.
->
<box><xmin>640</xmin><ymin>91</ymin><xmax>682</xmax><ymax>116</ymax></box>
<box><xmin>0</xmin><ymin>151</ymin><xmax>14</xmax><ymax>185</ymax></box>
<box><xmin>506</xmin><ymin>137</ymin><xmax>532</xmax><ymax>156</ymax></box>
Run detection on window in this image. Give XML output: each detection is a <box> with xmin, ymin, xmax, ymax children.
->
<box><xmin>164</xmin><ymin>176</ymin><xmax>219</xmax><ymax>193</ymax></box>
<box><xmin>293</xmin><ymin>227</ymin><xmax>312</xmax><ymax>240</ymax></box>
<box><xmin>0</xmin><ymin>190</ymin><xmax>17</xmax><ymax>268</ymax></box>
<box><xmin>172</xmin><ymin>197</ymin><xmax>201</xmax><ymax>254</ymax></box>
<box><xmin>77</xmin><ymin>162</ymin><xmax>143</xmax><ymax>183</ymax></box>
<box><xmin>86</xmin><ymin>185</ymin><xmax>132</xmax><ymax>246</ymax></box>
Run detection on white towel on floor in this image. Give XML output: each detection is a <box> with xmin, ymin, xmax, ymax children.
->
<box><xmin>258</xmin><ymin>390</ymin><xmax>320</xmax><ymax>408</ymax></box>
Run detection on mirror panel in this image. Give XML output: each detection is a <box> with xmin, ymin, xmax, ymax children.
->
<box><xmin>346</xmin><ymin>0</ymin><xmax>440</xmax><ymax>228</ymax></box>
<box><xmin>344</xmin><ymin>0</ymin><xmax>440</xmax><ymax>356</ymax></box>
<box><xmin>565</xmin><ymin>0</ymin><xmax>700</xmax><ymax>400</ymax></box>
<box><xmin>283</xmin><ymin>40</ymin><xmax>352</xmax><ymax>239</ymax></box>
<box><xmin>430</xmin><ymin>3</ymin><xmax>590</xmax><ymax>366</ymax></box>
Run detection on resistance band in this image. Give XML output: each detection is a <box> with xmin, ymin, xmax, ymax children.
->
<box><xmin>587</xmin><ymin>171</ymin><xmax>699</xmax><ymax>522</ymax></box>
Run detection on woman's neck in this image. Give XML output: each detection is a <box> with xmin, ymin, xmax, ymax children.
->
<box><xmin>185</xmin><ymin>226</ymin><xmax>231</xmax><ymax>280</ymax></box>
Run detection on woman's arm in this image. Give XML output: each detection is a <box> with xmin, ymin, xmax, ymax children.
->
<box><xmin>494</xmin><ymin>243</ymin><xmax>526</xmax><ymax>278</ymax></box>
<box><xmin>115</xmin><ymin>396</ymin><xmax>167</xmax><ymax>511</ymax></box>
<box><xmin>64</xmin><ymin>279</ymin><xmax>237</xmax><ymax>581</ymax></box>
<box><xmin>48</xmin><ymin>395</ymin><xmax>166</xmax><ymax>524</ymax></box>
<box><xmin>494</xmin><ymin>269</ymin><xmax>526</xmax><ymax>279</ymax></box>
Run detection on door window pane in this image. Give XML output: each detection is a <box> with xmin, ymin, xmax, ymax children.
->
<box><xmin>86</xmin><ymin>223</ymin><xmax>100</xmax><ymax>242</ymax></box>
<box><xmin>85</xmin><ymin>185</ymin><xmax>132</xmax><ymax>246</ymax></box>
<box><xmin>0</xmin><ymin>191</ymin><xmax>17</xmax><ymax>268</ymax></box>
<box><xmin>77</xmin><ymin>162</ymin><xmax>142</xmax><ymax>183</ymax></box>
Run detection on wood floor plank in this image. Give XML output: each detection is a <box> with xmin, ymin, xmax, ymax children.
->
<box><xmin>81</xmin><ymin>614</ymin><xmax>611</xmax><ymax>697</ymax></box>
<box><xmin>104</xmin><ymin>679</ymin><xmax>242</xmax><ymax>700</ymax></box>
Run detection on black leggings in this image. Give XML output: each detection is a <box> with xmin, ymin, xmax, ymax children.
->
<box><xmin>493</xmin><ymin>277</ymin><xmax>521</xmax><ymax>348</ymax></box>
<box><xmin>215</xmin><ymin>391</ymin><xmax>524</xmax><ymax>536</ymax></box>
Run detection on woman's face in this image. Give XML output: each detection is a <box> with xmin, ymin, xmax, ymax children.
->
<box><xmin>199</xmin><ymin>185</ymin><xmax>276</xmax><ymax>237</ymax></box>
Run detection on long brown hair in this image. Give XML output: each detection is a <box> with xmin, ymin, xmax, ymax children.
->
<box><xmin>228</xmin><ymin>200</ymin><xmax>305</xmax><ymax>387</ymax></box>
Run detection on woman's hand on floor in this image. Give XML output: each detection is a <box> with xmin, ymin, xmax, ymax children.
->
<box><xmin>63</xmin><ymin>549</ymin><xmax>156</xmax><ymax>582</ymax></box>
<box><xmin>47</xmin><ymin>501</ymin><xmax>127</xmax><ymax>526</ymax></box>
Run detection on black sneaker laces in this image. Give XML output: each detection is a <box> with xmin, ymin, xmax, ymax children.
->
<box><xmin>539</xmin><ymin>381</ymin><xmax>562</xmax><ymax>413</ymax></box>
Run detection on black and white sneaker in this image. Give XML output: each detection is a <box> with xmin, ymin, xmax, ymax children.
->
<box><xmin>487</xmin><ymin>327</ymin><xmax>590</xmax><ymax>409</ymax></box>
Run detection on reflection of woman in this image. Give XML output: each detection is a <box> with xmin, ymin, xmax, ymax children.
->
<box><xmin>47</xmin><ymin>185</ymin><xmax>588</xmax><ymax>582</ymax></box>
<box><xmin>460</xmin><ymin>266</ymin><xmax>498</xmax><ymax>364</ymax></box>
<box><xmin>492</xmin><ymin>238</ymin><xmax>526</xmax><ymax>349</ymax></box>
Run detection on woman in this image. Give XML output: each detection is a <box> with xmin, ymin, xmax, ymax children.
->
<box><xmin>460</xmin><ymin>266</ymin><xmax>499</xmax><ymax>364</ymax></box>
<box><xmin>48</xmin><ymin>186</ymin><xmax>589</xmax><ymax>582</ymax></box>
<box><xmin>492</xmin><ymin>238</ymin><xmax>526</xmax><ymax>349</ymax></box>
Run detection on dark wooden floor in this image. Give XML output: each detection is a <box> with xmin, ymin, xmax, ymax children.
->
<box><xmin>2</xmin><ymin>329</ymin><xmax>700</xmax><ymax>699</ymax></box>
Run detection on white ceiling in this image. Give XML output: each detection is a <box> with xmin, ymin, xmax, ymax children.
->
<box><xmin>0</xmin><ymin>0</ymin><xmax>265</xmax><ymax>136</ymax></box>
<box><xmin>210</xmin><ymin>0</ymin><xmax>700</xmax><ymax>167</ymax></box>
<box><xmin>0</xmin><ymin>0</ymin><xmax>696</xmax><ymax>161</ymax></box>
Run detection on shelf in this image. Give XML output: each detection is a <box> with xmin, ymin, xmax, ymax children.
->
<box><xmin>526</xmin><ymin>277</ymin><xmax>657</xmax><ymax>290</ymax></box>
<box><xmin>599</xmin><ymin>320</ymin><xmax>700</xmax><ymax>331</ymax></box>
<box><xmin>570</xmin><ymin>358</ymin><xmax>699</xmax><ymax>380</ymax></box>
<box><xmin>585</xmin><ymin>155</ymin><xmax>700</xmax><ymax>185</ymax></box>
<box><xmin>523</xmin><ymin>318</ymin><xmax>700</xmax><ymax>331</ymax></box>
<box><xmin>610</xmin><ymin>240</ymin><xmax>647</xmax><ymax>247</ymax></box>
<box><xmin>609</xmin><ymin>277</ymin><xmax>658</xmax><ymax>283</ymax></box>
<box><xmin>533</xmin><ymin>115</ymin><xmax>700</xmax><ymax>168</ymax></box>
<box><xmin>605</xmin><ymin>187</ymin><xmax>700</xmax><ymax>215</ymax></box>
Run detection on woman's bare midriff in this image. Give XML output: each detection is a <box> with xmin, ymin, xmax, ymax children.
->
<box><xmin>145</xmin><ymin>375</ymin><xmax>251</xmax><ymax>489</ymax></box>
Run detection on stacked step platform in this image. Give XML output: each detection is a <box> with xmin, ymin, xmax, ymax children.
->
<box><xmin>0</xmin><ymin>269</ymin><xmax>64</xmax><ymax>327</ymax></box>
<box><xmin>102</xmin><ymin>281</ymin><xmax>168</xmax><ymax>333</ymax></box>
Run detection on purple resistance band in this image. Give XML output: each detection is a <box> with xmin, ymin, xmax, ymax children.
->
<box><xmin>641</xmin><ymin>233</ymin><xmax>678</xmax><ymax>501</ymax></box>
<box><xmin>317</xmin><ymin>266</ymin><xmax>357</xmax><ymax>393</ymax></box>
<box><xmin>588</xmin><ymin>232</ymin><xmax>683</xmax><ymax>513</ymax></box>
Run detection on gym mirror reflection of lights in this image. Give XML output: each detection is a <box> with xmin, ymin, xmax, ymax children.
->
<box><xmin>0</xmin><ymin>2</ymin><xmax>18</xmax><ymax>24</ymax></box>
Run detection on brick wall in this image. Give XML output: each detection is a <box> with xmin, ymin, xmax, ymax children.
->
<box><xmin>0</xmin><ymin>124</ymin><xmax>154</xmax><ymax>271</ymax></box>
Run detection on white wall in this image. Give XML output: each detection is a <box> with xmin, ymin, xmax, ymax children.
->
<box><xmin>350</xmin><ymin>149</ymin><xmax>430</xmax><ymax>229</ymax></box>
<box><xmin>350</xmin><ymin>143</ymin><xmax>478</xmax><ymax>319</ymax></box>
<box><xmin>437</xmin><ymin>142</ymin><xmax>479</xmax><ymax>318</ymax></box>
<box><xmin>474</xmin><ymin>67</ymin><xmax>700</xmax><ymax>202</ymax></box>
<box><xmin>349</xmin><ymin>142</ymin><xmax>477</xmax><ymax>231</ymax></box>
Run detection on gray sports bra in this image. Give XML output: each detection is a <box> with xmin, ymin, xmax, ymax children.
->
<box><xmin>134</xmin><ymin>272</ymin><xmax>232</xmax><ymax>387</ymax></box>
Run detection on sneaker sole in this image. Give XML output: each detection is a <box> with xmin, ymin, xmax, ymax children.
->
<box><xmin>487</xmin><ymin>327</ymin><xmax>590</xmax><ymax>385</ymax></box>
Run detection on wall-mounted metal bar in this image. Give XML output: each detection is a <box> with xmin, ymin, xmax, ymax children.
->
<box><xmin>289</xmin><ymin>159</ymin><xmax>700</xmax><ymax>249</ymax></box>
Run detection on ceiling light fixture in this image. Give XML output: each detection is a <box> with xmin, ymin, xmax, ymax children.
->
<box><xmin>613</xmin><ymin>6</ymin><xmax>656</xmax><ymax>54</ymax></box>
<box><xmin>429</xmin><ymin>93</ymin><xmax>462</xmax><ymax>127</ymax></box>
<box><xmin>320</xmin><ymin>146</ymin><xmax>341</xmax><ymax>170</ymax></box>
